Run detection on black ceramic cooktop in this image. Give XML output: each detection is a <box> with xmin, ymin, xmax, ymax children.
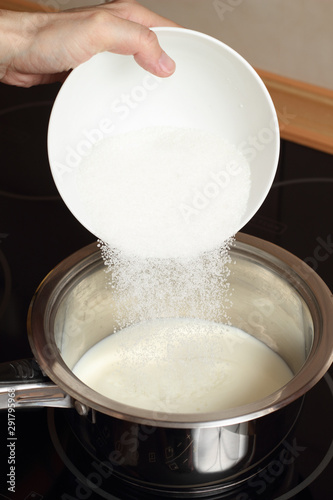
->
<box><xmin>0</xmin><ymin>81</ymin><xmax>332</xmax><ymax>500</ymax></box>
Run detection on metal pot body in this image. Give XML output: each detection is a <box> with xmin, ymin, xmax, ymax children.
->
<box><xmin>68</xmin><ymin>399</ymin><xmax>302</xmax><ymax>493</ymax></box>
<box><xmin>1</xmin><ymin>233</ymin><xmax>332</xmax><ymax>491</ymax></box>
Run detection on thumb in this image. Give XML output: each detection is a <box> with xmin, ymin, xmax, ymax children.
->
<box><xmin>108</xmin><ymin>19</ymin><xmax>176</xmax><ymax>77</ymax></box>
<box><xmin>136</xmin><ymin>46</ymin><xmax>176</xmax><ymax>77</ymax></box>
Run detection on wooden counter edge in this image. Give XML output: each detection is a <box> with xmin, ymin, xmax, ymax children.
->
<box><xmin>256</xmin><ymin>69</ymin><xmax>333</xmax><ymax>155</ymax></box>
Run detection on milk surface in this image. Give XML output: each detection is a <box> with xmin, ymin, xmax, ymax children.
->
<box><xmin>73</xmin><ymin>318</ymin><xmax>293</xmax><ymax>413</ymax></box>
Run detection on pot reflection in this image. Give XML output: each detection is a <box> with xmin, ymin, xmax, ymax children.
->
<box><xmin>69</xmin><ymin>399</ymin><xmax>302</xmax><ymax>490</ymax></box>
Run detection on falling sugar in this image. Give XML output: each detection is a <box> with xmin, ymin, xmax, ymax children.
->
<box><xmin>98</xmin><ymin>238</ymin><xmax>234</xmax><ymax>330</ymax></box>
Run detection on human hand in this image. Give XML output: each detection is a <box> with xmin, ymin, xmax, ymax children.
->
<box><xmin>0</xmin><ymin>0</ymin><xmax>178</xmax><ymax>87</ymax></box>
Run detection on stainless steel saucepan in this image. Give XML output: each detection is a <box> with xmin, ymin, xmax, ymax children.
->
<box><xmin>0</xmin><ymin>233</ymin><xmax>332</xmax><ymax>495</ymax></box>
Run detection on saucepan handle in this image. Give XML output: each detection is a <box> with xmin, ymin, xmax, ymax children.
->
<box><xmin>0</xmin><ymin>358</ymin><xmax>73</xmax><ymax>410</ymax></box>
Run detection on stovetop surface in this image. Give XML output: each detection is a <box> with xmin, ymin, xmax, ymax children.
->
<box><xmin>0</xmin><ymin>81</ymin><xmax>332</xmax><ymax>500</ymax></box>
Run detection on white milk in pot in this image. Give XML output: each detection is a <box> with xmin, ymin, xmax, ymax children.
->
<box><xmin>73</xmin><ymin>318</ymin><xmax>293</xmax><ymax>413</ymax></box>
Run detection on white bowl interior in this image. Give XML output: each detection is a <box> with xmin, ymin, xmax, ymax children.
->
<box><xmin>48</xmin><ymin>27</ymin><xmax>280</xmax><ymax>244</ymax></box>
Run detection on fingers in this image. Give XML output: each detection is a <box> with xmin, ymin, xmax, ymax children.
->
<box><xmin>90</xmin><ymin>13</ymin><xmax>176</xmax><ymax>77</ymax></box>
<box><xmin>0</xmin><ymin>3</ymin><xmax>177</xmax><ymax>88</ymax></box>
<box><xmin>53</xmin><ymin>5</ymin><xmax>177</xmax><ymax>77</ymax></box>
<box><xmin>136</xmin><ymin>47</ymin><xmax>176</xmax><ymax>77</ymax></box>
<box><xmin>130</xmin><ymin>26</ymin><xmax>176</xmax><ymax>77</ymax></box>
<box><xmin>103</xmin><ymin>0</ymin><xmax>180</xmax><ymax>77</ymax></box>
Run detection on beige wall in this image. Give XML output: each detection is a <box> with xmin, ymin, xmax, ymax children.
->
<box><xmin>140</xmin><ymin>0</ymin><xmax>333</xmax><ymax>90</ymax></box>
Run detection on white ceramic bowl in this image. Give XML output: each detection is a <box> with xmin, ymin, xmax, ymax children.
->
<box><xmin>48</xmin><ymin>27</ymin><xmax>280</xmax><ymax>256</ymax></box>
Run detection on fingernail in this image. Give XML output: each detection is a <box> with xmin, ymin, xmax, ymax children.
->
<box><xmin>158</xmin><ymin>51</ymin><xmax>176</xmax><ymax>75</ymax></box>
